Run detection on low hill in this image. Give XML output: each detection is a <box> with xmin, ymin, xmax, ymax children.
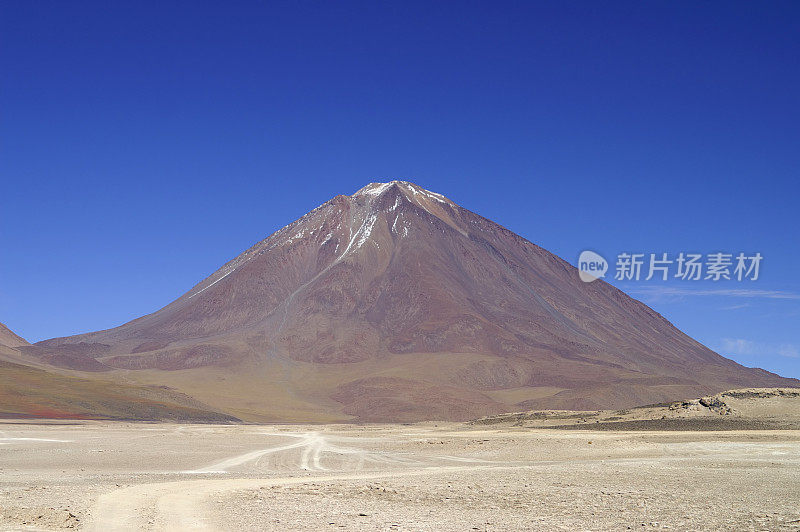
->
<box><xmin>472</xmin><ymin>388</ymin><xmax>800</xmax><ymax>430</ymax></box>
<box><xmin>0</xmin><ymin>324</ymin><xmax>236</xmax><ymax>422</ymax></box>
<box><xmin>0</xmin><ymin>358</ymin><xmax>238</xmax><ymax>422</ymax></box>
<box><xmin>0</xmin><ymin>322</ymin><xmax>28</xmax><ymax>348</ymax></box>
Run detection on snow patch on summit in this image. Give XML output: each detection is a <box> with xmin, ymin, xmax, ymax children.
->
<box><xmin>355</xmin><ymin>182</ymin><xmax>393</xmax><ymax>197</ymax></box>
<box><xmin>353</xmin><ymin>181</ymin><xmax>451</xmax><ymax>206</ymax></box>
<box><xmin>403</xmin><ymin>182</ymin><xmax>449</xmax><ymax>204</ymax></box>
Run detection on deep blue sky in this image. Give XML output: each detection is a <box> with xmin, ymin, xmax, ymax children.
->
<box><xmin>2</xmin><ymin>1</ymin><xmax>798</xmax><ymax>377</ymax></box>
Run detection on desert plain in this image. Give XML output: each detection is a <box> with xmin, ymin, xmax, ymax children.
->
<box><xmin>1</xmin><ymin>391</ymin><xmax>800</xmax><ymax>532</ymax></box>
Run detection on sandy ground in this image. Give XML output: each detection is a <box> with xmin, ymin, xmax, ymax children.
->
<box><xmin>0</xmin><ymin>421</ymin><xmax>798</xmax><ymax>531</ymax></box>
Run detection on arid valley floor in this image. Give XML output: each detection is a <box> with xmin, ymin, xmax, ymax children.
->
<box><xmin>1</xmin><ymin>417</ymin><xmax>799</xmax><ymax>531</ymax></box>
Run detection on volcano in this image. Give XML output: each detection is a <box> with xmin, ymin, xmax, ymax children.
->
<box><xmin>28</xmin><ymin>181</ymin><xmax>797</xmax><ymax>421</ymax></box>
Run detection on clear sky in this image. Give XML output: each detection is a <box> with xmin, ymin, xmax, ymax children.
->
<box><xmin>1</xmin><ymin>1</ymin><xmax>798</xmax><ymax>377</ymax></box>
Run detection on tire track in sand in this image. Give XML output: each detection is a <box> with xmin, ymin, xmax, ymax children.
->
<box><xmin>89</xmin><ymin>431</ymin><xmax>498</xmax><ymax>530</ymax></box>
<box><xmin>90</xmin><ymin>464</ymin><xmax>522</xmax><ymax>531</ymax></box>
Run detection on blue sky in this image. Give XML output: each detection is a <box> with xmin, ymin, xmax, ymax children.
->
<box><xmin>1</xmin><ymin>1</ymin><xmax>798</xmax><ymax>377</ymax></box>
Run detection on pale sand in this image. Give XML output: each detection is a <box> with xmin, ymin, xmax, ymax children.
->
<box><xmin>0</xmin><ymin>421</ymin><xmax>798</xmax><ymax>531</ymax></box>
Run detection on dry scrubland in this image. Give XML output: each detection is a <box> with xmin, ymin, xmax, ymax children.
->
<box><xmin>1</xmin><ymin>391</ymin><xmax>799</xmax><ymax>532</ymax></box>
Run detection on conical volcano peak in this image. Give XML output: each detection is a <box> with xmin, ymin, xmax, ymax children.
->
<box><xmin>351</xmin><ymin>181</ymin><xmax>459</xmax><ymax>225</ymax></box>
<box><xmin>346</xmin><ymin>180</ymin><xmax>467</xmax><ymax>242</ymax></box>
<box><xmin>33</xmin><ymin>181</ymin><xmax>798</xmax><ymax>422</ymax></box>
<box><xmin>353</xmin><ymin>180</ymin><xmax>453</xmax><ymax>204</ymax></box>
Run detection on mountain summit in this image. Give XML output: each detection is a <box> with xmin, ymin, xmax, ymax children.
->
<box><xmin>30</xmin><ymin>181</ymin><xmax>797</xmax><ymax>421</ymax></box>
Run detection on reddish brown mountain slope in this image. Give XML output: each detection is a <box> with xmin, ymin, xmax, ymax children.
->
<box><xmin>0</xmin><ymin>322</ymin><xmax>28</xmax><ymax>348</ymax></box>
<box><xmin>30</xmin><ymin>181</ymin><xmax>798</xmax><ymax>421</ymax></box>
